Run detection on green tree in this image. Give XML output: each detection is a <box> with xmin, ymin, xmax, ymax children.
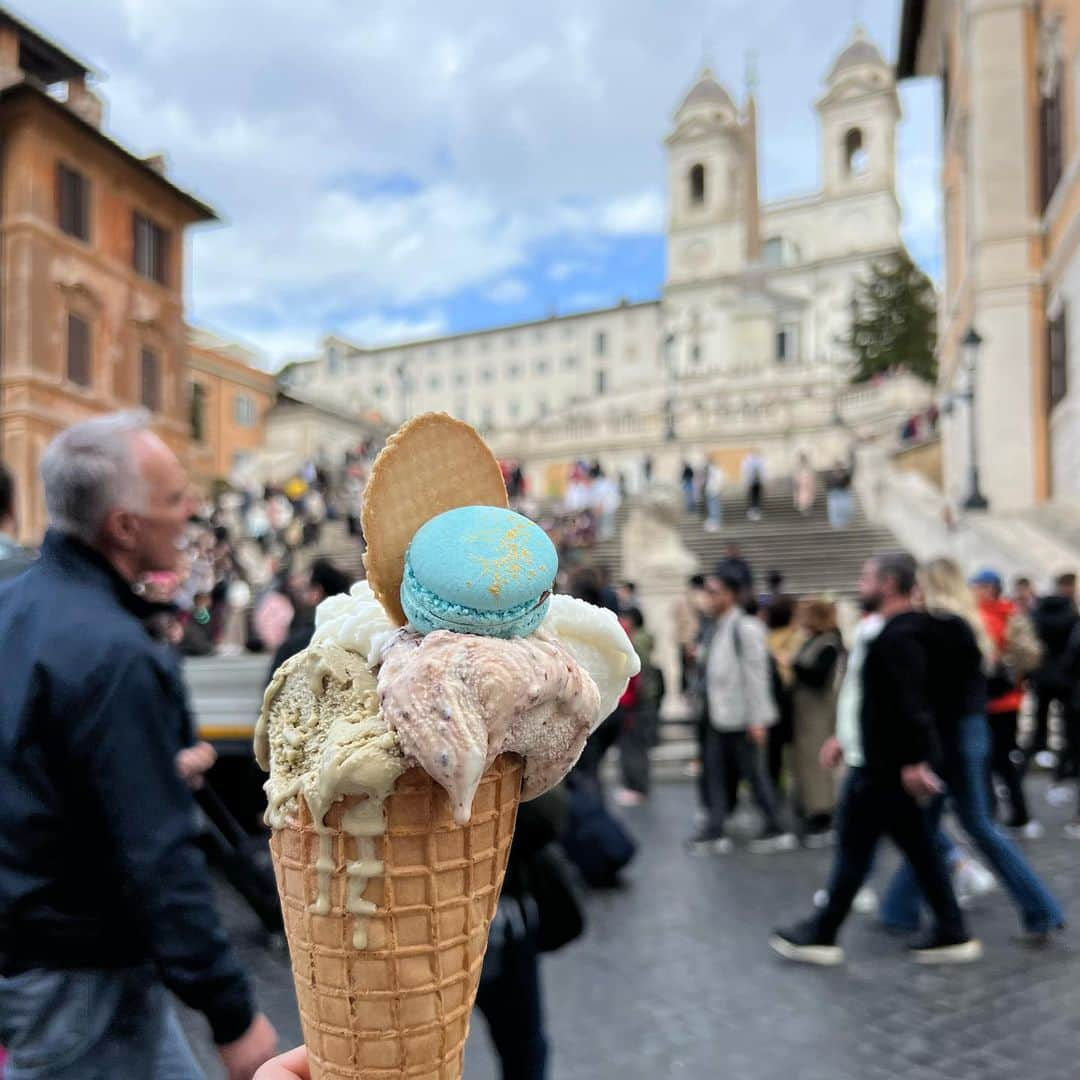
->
<box><xmin>842</xmin><ymin>250</ymin><xmax>938</xmax><ymax>384</ymax></box>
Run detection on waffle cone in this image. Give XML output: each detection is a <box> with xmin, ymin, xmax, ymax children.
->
<box><xmin>269</xmin><ymin>753</ymin><xmax>523</xmax><ymax>1080</ymax></box>
<box><xmin>361</xmin><ymin>412</ymin><xmax>508</xmax><ymax>626</ymax></box>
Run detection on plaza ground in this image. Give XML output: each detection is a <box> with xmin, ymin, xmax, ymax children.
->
<box><xmin>182</xmin><ymin>775</ymin><xmax>1080</xmax><ymax>1080</ymax></box>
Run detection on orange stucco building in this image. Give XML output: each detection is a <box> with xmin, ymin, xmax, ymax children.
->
<box><xmin>186</xmin><ymin>329</ymin><xmax>278</xmax><ymax>489</ymax></box>
<box><xmin>0</xmin><ymin>8</ymin><xmax>216</xmax><ymax>541</ymax></box>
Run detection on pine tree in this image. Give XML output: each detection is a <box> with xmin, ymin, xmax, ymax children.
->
<box><xmin>842</xmin><ymin>250</ymin><xmax>938</xmax><ymax>384</ymax></box>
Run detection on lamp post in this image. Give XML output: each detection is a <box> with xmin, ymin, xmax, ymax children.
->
<box><xmin>961</xmin><ymin>326</ymin><xmax>989</xmax><ymax>511</ymax></box>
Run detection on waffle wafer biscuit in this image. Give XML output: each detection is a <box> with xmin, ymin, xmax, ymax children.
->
<box><xmin>270</xmin><ymin>753</ymin><xmax>523</xmax><ymax>1080</ymax></box>
<box><xmin>362</xmin><ymin>413</ymin><xmax>508</xmax><ymax>625</ymax></box>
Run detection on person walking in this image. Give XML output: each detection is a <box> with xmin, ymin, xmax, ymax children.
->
<box><xmin>687</xmin><ymin>571</ymin><xmax>796</xmax><ymax>854</ymax></box>
<box><xmin>613</xmin><ymin>608</ymin><xmax>662</xmax><ymax>806</ymax></box>
<box><xmin>703</xmin><ymin>460</ymin><xmax>725</xmax><ymax>532</ymax></box>
<box><xmin>0</xmin><ymin>463</ymin><xmax>34</xmax><ymax>581</ymax></box>
<box><xmin>680</xmin><ymin>460</ymin><xmax>696</xmax><ymax>513</ymax></box>
<box><xmin>825</xmin><ymin>459</ymin><xmax>855</xmax><ymax>529</ymax></box>
<box><xmin>1028</xmin><ymin>573</ymin><xmax>1079</xmax><ymax>779</ymax></box>
<box><xmin>877</xmin><ymin>559</ymin><xmax>1065</xmax><ymax>945</ymax></box>
<box><xmin>969</xmin><ymin>569</ymin><xmax>1043</xmax><ymax>836</ymax></box>
<box><xmin>0</xmin><ymin>412</ymin><xmax>277</xmax><ymax>1079</ymax></box>
<box><xmin>765</xmin><ymin>595</ymin><xmax>800</xmax><ymax>797</ymax></box>
<box><xmin>793</xmin><ymin>454</ymin><xmax>816</xmax><ymax>516</ymax></box>
<box><xmin>791</xmin><ymin>598</ymin><xmax>844</xmax><ymax>845</ymax></box>
<box><xmin>741</xmin><ymin>451</ymin><xmax>765</xmax><ymax>521</ymax></box>
<box><xmin>770</xmin><ymin>552</ymin><xmax>982</xmax><ymax>965</ymax></box>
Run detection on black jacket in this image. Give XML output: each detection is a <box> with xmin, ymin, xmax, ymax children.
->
<box><xmin>921</xmin><ymin>611</ymin><xmax>987</xmax><ymax>754</ymax></box>
<box><xmin>1032</xmin><ymin>595</ymin><xmax>1079</xmax><ymax>687</ymax></box>
<box><xmin>860</xmin><ymin>610</ymin><xmax>940</xmax><ymax>775</ymax></box>
<box><xmin>0</xmin><ymin>532</ymin><xmax>253</xmax><ymax>1044</ymax></box>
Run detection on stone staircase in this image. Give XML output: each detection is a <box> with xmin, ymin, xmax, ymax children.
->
<box><xmin>673</xmin><ymin>483</ymin><xmax>897</xmax><ymax>600</ymax></box>
<box><xmin>298</xmin><ymin>519</ymin><xmax>367</xmax><ymax>581</ymax></box>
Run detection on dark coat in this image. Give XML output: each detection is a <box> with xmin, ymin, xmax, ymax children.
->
<box><xmin>0</xmin><ymin>532</ymin><xmax>253</xmax><ymax>1043</ymax></box>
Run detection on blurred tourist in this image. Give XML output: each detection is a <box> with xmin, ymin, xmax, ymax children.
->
<box><xmin>741</xmin><ymin>451</ymin><xmax>765</xmax><ymax>521</ymax></box>
<box><xmin>825</xmin><ymin>459</ymin><xmax>855</xmax><ymax>529</ymax></box>
<box><xmin>791</xmin><ymin>598</ymin><xmax>844</xmax><ymax>845</ymax></box>
<box><xmin>1028</xmin><ymin>573</ymin><xmax>1079</xmax><ymax>781</ymax></box>
<box><xmin>687</xmin><ymin>571</ymin><xmax>795</xmax><ymax>855</ymax></box>
<box><xmin>970</xmin><ymin>569</ymin><xmax>1043</xmax><ymax>835</ymax></box>
<box><xmin>703</xmin><ymin>460</ymin><xmax>725</xmax><ymax>532</ymax></box>
<box><xmin>0</xmin><ymin>412</ymin><xmax>277</xmax><ymax>1077</ymax></box>
<box><xmin>0</xmin><ymin>462</ymin><xmax>34</xmax><ymax>581</ymax></box>
<box><xmin>793</xmin><ymin>453</ymin><xmax>816</xmax><ymax>516</ymax></box>
<box><xmin>765</xmin><ymin>595</ymin><xmax>800</xmax><ymax>796</ymax></box>
<box><xmin>613</xmin><ymin>608</ymin><xmax>663</xmax><ymax>807</ymax></box>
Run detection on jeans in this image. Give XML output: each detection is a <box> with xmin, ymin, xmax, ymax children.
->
<box><xmin>826</xmin><ymin>489</ymin><xmax>853</xmax><ymax>529</ymax></box>
<box><xmin>618</xmin><ymin>705</ymin><xmax>655</xmax><ymax>796</ymax></box>
<box><xmin>705</xmin><ymin>493</ymin><xmax>723</xmax><ymax>525</ymax></box>
<box><xmin>682</xmin><ymin>480</ymin><xmax>695</xmax><ymax>513</ymax></box>
<box><xmin>813</xmin><ymin>768</ymin><xmax>967</xmax><ymax>944</ymax></box>
<box><xmin>703</xmin><ymin>727</ymin><xmax>783</xmax><ymax>835</ymax></box>
<box><xmin>0</xmin><ymin>965</ymin><xmax>204</xmax><ymax>1080</ymax></box>
<box><xmin>476</xmin><ymin>911</ymin><xmax>547</xmax><ymax>1080</ymax></box>
<box><xmin>881</xmin><ymin>714</ymin><xmax>1065</xmax><ymax>934</ymax></box>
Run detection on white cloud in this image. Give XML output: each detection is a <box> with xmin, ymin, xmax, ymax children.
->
<box><xmin>485</xmin><ymin>278</ymin><xmax>530</xmax><ymax>304</ymax></box>
<box><xmin>22</xmin><ymin>0</ymin><xmax>932</xmax><ymax>353</ymax></box>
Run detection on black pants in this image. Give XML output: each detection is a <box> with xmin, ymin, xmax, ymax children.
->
<box><xmin>813</xmin><ymin>769</ymin><xmax>967</xmax><ymax>944</ymax></box>
<box><xmin>703</xmin><ymin>727</ymin><xmax>782</xmax><ymax>834</ymax></box>
<box><xmin>618</xmin><ymin>705</ymin><xmax>654</xmax><ymax>795</ymax></box>
<box><xmin>747</xmin><ymin>481</ymin><xmax>762</xmax><ymax>513</ymax></box>
<box><xmin>1028</xmin><ymin>690</ymin><xmax>1080</xmax><ymax>780</ymax></box>
<box><xmin>696</xmin><ymin>707</ymin><xmax>737</xmax><ymax>815</ymax></box>
<box><xmin>987</xmin><ymin>711</ymin><xmax>1030</xmax><ymax>826</ymax></box>
<box><xmin>476</xmin><ymin>929</ymin><xmax>547</xmax><ymax>1080</ymax></box>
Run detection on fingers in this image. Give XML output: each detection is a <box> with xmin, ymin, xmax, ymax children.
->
<box><xmin>253</xmin><ymin>1046</ymin><xmax>310</xmax><ymax>1079</ymax></box>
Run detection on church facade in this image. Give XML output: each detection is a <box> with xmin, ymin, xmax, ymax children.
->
<box><xmin>285</xmin><ymin>29</ymin><xmax>931</xmax><ymax>491</ymax></box>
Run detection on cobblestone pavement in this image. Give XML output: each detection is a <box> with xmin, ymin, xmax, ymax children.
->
<box><xmin>182</xmin><ymin>777</ymin><xmax>1080</xmax><ymax>1080</ymax></box>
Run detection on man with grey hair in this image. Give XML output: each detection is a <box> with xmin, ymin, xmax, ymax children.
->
<box><xmin>0</xmin><ymin>411</ymin><xmax>277</xmax><ymax>1079</ymax></box>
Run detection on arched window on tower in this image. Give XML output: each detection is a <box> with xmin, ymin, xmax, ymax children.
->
<box><xmin>688</xmin><ymin>163</ymin><xmax>706</xmax><ymax>206</ymax></box>
<box><xmin>844</xmin><ymin>128</ymin><xmax>868</xmax><ymax>176</ymax></box>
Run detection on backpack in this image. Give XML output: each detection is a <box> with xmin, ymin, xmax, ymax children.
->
<box><xmin>1002</xmin><ymin>612</ymin><xmax>1042</xmax><ymax>681</ymax></box>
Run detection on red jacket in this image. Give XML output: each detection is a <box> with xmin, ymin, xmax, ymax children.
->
<box><xmin>978</xmin><ymin>597</ymin><xmax>1023</xmax><ymax>714</ymax></box>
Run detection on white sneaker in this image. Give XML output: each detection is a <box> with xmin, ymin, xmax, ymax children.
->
<box><xmin>1064</xmin><ymin>821</ymin><xmax>1080</xmax><ymax>840</ymax></box>
<box><xmin>953</xmin><ymin>858</ymin><xmax>996</xmax><ymax>909</ymax></box>
<box><xmin>748</xmin><ymin>831</ymin><xmax>798</xmax><ymax>854</ymax></box>
<box><xmin>812</xmin><ymin>887</ymin><xmax>876</xmax><ymax>914</ymax></box>
<box><xmin>853</xmin><ymin>887</ymin><xmax>879</xmax><ymax>915</ymax></box>
<box><xmin>1010</xmin><ymin>820</ymin><xmax>1045</xmax><ymax>840</ymax></box>
<box><xmin>703</xmin><ymin>519</ymin><xmax>721</xmax><ymax>532</ymax></box>
<box><xmin>1034</xmin><ymin>750</ymin><xmax>1057</xmax><ymax>771</ymax></box>
<box><xmin>1046</xmin><ymin>784</ymin><xmax>1074</xmax><ymax>808</ymax></box>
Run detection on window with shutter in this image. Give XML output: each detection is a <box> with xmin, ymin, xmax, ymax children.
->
<box><xmin>57</xmin><ymin>165</ymin><xmax>90</xmax><ymax>242</ymax></box>
<box><xmin>140</xmin><ymin>348</ymin><xmax>161</xmax><ymax>411</ymax></box>
<box><xmin>66</xmin><ymin>313</ymin><xmax>91</xmax><ymax>387</ymax></box>
<box><xmin>133</xmin><ymin>213</ymin><xmax>170</xmax><ymax>285</ymax></box>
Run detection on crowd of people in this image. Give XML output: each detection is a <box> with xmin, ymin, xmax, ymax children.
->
<box><xmin>5</xmin><ymin>407</ymin><xmax>1080</xmax><ymax>1078</ymax></box>
<box><xmin>659</xmin><ymin>541</ymin><xmax>1078</xmax><ymax>964</ymax></box>
<box><xmin>680</xmin><ymin>451</ymin><xmax>856</xmax><ymax>530</ymax></box>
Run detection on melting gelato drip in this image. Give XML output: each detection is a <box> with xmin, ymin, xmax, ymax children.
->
<box><xmin>255</xmin><ymin>642</ymin><xmax>406</xmax><ymax>945</ymax></box>
<box><xmin>377</xmin><ymin>628</ymin><xmax>601</xmax><ymax>824</ymax></box>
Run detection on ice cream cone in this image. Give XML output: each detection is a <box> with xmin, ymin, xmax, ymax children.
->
<box><xmin>269</xmin><ymin>752</ymin><xmax>523</xmax><ymax>1080</ymax></box>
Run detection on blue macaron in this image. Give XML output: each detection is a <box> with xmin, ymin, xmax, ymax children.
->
<box><xmin>400</xmin><ymin>505</ymin><xmax>559</xmax><ymax>638</ymax></box>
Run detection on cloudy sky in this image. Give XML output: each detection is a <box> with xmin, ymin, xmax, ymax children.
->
<box><xmin>27</xmin><ymin>0</ymin><xmax>940</xmax><ymax>366</ymax></box>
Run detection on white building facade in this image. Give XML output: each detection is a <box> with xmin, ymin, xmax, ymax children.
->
<box><xmin>284</xmin><ymin>29</ymin><xmax>930</xmax><ymax>491</ymax></box>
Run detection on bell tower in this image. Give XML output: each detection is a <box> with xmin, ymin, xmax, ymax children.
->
<box><xmin>816</xmin><ymin>27</ymin><xmax>899</xmax><ymax>198</ymax></box>
<box><xmin>665</xmin><ymin>68</ymin><xmax>749</xmax><ymax>285</ymax></box>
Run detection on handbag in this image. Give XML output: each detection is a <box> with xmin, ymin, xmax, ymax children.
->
<box><xmin>527</xmin><ymin>843</ymin><xmax>586</xmax><ymax>953</ymax></box>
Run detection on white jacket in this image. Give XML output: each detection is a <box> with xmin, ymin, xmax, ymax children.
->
<box><xmin>705</xmin><ymin>611</ymin><xmax>778</xmax><ymax>731</ymax></box>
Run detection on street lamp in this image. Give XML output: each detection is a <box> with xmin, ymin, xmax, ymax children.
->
<box><xmin>961</xmin><ymin>326</ymin><xmax>989</xmax><ymax>511</ymax></box>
